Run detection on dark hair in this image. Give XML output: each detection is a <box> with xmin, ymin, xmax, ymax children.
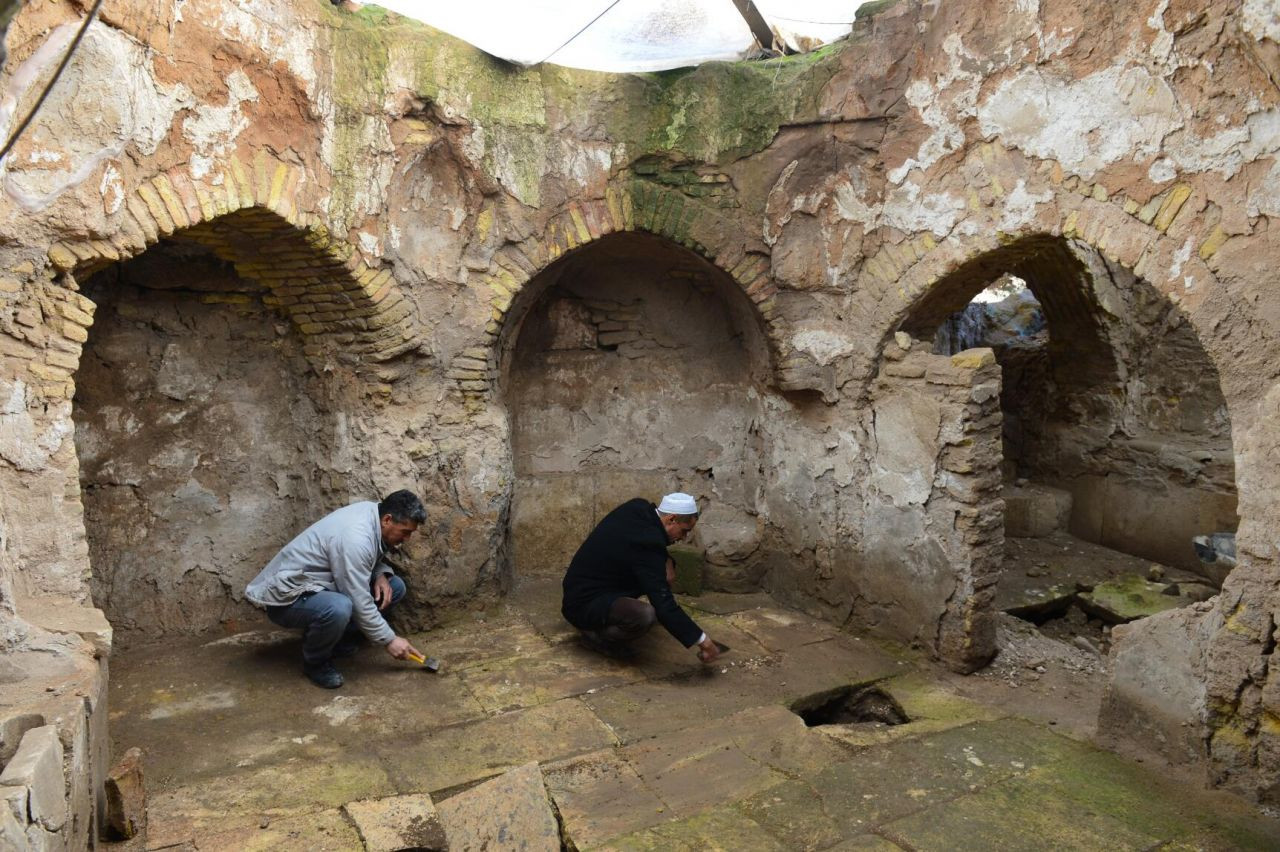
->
<box><xmin>378</xmin><ymin>490</ymin><xmax>427</xmax><ymax>524</ymax></box>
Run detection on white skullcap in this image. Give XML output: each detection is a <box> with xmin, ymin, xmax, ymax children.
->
<box><xmin>657</xmin><ymin>492</ymin><xmax>699</xmax><ymax>515</ymax></box>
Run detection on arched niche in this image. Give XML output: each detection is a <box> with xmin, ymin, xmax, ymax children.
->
<box><xmin>500</xmin><ymin>231</ymin><xmax>773</xmax><ymax>581</ymax></box>
<box><xmin>72</xmin><ymin>232</ymin><xmax>356</xmax><ymax>641</ymax></box>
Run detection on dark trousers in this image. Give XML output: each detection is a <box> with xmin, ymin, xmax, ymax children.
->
<box><xmin>598</xmin><ymin>597</ymin><xmax>656</xmax><ymax>643</ymax></box>
<box><xmin>266</xmin><ymin>575</ymin><xmax>406</xmax><ymax>665</ymax></box>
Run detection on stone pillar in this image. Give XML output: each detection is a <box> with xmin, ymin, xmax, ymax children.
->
<box><xmin>864</xmin><ymin>340</ymin><xmax>1003</xmax><ymax>672</ymax></box>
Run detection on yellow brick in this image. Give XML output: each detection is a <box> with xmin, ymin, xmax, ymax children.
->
<box><xmin>605</xmin><ymin>187</ymin><xmax>625</xmax><ymax>232</ymax></box>
<box><xmin>194</xmin><ymin>185</ymin><xmax>218</xmax><ymax>222</ymax></box>
<box><xmin>1062</xmin><ymin>210</ymin><xmax>1080</xmax><ymax>237</ymax></box>
<box><xmin>151</xmin><ymin>175</ymin><xmax>190</xmax><ymax>230</ymax></box>
<box><xmin>48</xmin><ymin>243</ymin><xmax>78</xmax><ymax>271</ymax></box>
<box><xmin>1091</xmin><ymin>184</ymin><xmax>1109</xmax><ymax>202</ymax></box>
<box><xmin>569</xmin><ymin>205</ymin><xmax>591</xmax><ymax>244</ymax></box>
<box><xmin>1199</xmin><ymin>225</ymin><xmax>1228</xmax><ymax>260</ymax></box>
<box><xmin>229</xmin><ymin>159</ymin><xmax>255</xmax><ymax>209</ymax></box>
<box><xmin>1153</xmin><ymin>184</ymin><xmax>1192</xmax><ymax>231</ymax></box>
<box><xmin>1049</xmin><ymin>162</ymin><xmax>1064</xmax><ymax>185</ymax></box>
<box><xmin>29</xmin><ymin>361</ymin><xmax>71</xmax><ymax>381</ymax></box>
<box><xmin>200</xmin><ymin>293</ymin><xmax>254</xmax><ymax>305</ymax></box>
<box><xmin>136</xmin><ymin>184</ymin><xmax>176</xmax><ymax>235</ymax></box>
<box><xmin>61</xmin><ymin>321</ymin><xmax>89</xmax><ymax>342</ymax></box>
<box><xmin>621</xmin><ymin>189</ymin><xmax>634</xmax><ymax>230</ymax></box>
<box><xmin>1137</xmin><ymin>194</ymin><xmax>1163</xmax><ymax>225</ymax></box>
<box><xmin>1123</xmin><ymin>198</ymin><xmax>1140</xmax><ymax>215</ymax></box>
<box><xmin>268</xmin><ymin>163</ymin><xmax>290</xmax><ymax>209</ymax></box>
<box><xmin>951</xmin><ymin>349</ymin><xmax>996</xmax><ymax>369</ymax></box>
<box><xmin>474</xmin><ymin>206</ymin><xmax>494</xmax><ymax>243</ymax></box>
<box><xmin>0</xmin><ymin>277</ymin><xmax>20</xmax><ymax>293</ymax></box>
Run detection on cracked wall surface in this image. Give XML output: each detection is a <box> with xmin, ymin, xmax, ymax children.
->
<box><xmin>0</xmin><ymin>0</ymin><xmax>1278</xmax><ymax>833</ymax></box>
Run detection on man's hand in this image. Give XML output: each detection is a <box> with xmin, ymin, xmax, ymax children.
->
<box><xmin>696</xmin><ymin>636</ymin><xmax>721</xmax><ymax>664</ymax></box>
<box><xmin>373</xmin><ymin>574</ymin><xmax>393</xmax><ymax>610</ymax></box>
<box><xmin>386</xmin><ymin>636</ymin><xmax>422</xmax><ymax>660</ymax></box>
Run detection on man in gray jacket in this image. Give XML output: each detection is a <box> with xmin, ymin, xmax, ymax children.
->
<box><xmin>246</xmin><ymin>490</ymin><xmax>426</xmax><ymax>688</ymax></box>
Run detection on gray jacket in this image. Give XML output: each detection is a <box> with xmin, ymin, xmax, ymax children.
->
<box><xmin>245</xmin><ymin>501</ymin><xmax>396</xmax><ymax>644</ymax></box>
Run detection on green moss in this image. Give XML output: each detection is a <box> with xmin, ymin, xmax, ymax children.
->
<box><xmin>1078</xmin><ymin>574</ymin><xmax>1184</xmax><ymax>622</ymax></box>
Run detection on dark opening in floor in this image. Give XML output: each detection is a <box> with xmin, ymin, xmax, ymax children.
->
<box><xmin>790</xmin><ymin>684</ymin><xmax>909</xmax><ymax>728</ymax></box>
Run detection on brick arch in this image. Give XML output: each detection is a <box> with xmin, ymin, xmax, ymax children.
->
<box><xmin>867</xmin><ymin>176</ymin><xmax>1225</xmax><ymax>362</ymax></box>
<box><xmin>446</xmin><ymin>181</ymin><xmax>818</xmax><ymax>407</ymax></box>
<box><xmin>45</xmin><ymin>153</ymin><xmax>420</xmax><ymax>374</ymax></box>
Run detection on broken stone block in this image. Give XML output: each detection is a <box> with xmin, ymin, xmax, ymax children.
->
<box><xmin>103</xmin><ymin>747</ymin><xmax>144</xmax><ymax>840</ymax></box>
<box><xmin>1077</xmin><ymin>575</ymin><xmax>1185</xmax><ymax>624</ymax></box>
<box><xmin>667</xmin><ymin>545</ymin><xmax>704</xmax><ymax>596</ymax></box>
<box><xmin>436</xmin><ymin>762</ymin><xmax>560</xmax><ymax>851</ymax></box>
<box><xmin>0</xmin><ymin>713</ymin><xmax>43</xmax><ymax>765</ymax></box>
<box><xmin>1003</xmin><ymin>483</ymin><xmax>1072</xmax><ymax>538</ymax></box>
<box><xmin>0</xmin><ymin>725</ymin><xmax>65</xmax><ymax>832</ymax></box>
<box><xmin>343</xmin><ymin>792</ymin><xmax>446</xmax><ymax>851</ymax></box>
<box><xmin>16</xmin><ymin>593</ymin><xmax>113</xmax><ymax>657</ymax></box>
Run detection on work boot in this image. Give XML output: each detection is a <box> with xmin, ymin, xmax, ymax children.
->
<box><xmin>578</xmin><ymin>630</ymin><xmax>636</xmax><ymax>661</ymax></box>
<box><xmin>303</xmin><ymin>661</ymin><xmax>344</xmax><ymax>689</ymax></box>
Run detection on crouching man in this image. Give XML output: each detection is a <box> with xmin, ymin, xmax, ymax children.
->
<box><xmin>246</xmin><ymin>490</ymin><xmax>426</xmax><ymax>688</ymax></box>
<box><xmin>562</xmin><ymin>492</ymin><xmax>721</xmax><ymax>664</ymax></box>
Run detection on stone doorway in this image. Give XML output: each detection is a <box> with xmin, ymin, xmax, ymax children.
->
<box><xmin>502</xmin><ymin>231</ymin><xmax>772</xmax><ymax>580</ymax></box>
<box><xmin>904</xmin><ymin>236</ymin><xmax>1238</xmax><ymax>664</ymax></box>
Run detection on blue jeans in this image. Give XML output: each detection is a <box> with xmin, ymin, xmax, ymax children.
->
<box><xmin>266</xmin><ymin>575</ymin><xmax>406</xmax><ymax>665</ymax></box>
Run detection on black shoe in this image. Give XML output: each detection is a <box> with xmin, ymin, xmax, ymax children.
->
<box><xmin>578</xmin><ymin>630</ymin><xmax>636</xmax><ymax>661</ymax></box>
<box><xmin>303</xmin><ymin>661</ymin><xmax>343</xmax><ymax>689</ymax></box>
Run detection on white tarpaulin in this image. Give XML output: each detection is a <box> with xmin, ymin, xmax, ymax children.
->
<box><xmin>370</xmin><ymin>0</ymin><xmax>869</xmax><ymax>72</ymax></box>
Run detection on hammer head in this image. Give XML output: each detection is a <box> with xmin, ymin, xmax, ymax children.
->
<box><xmin>422</xmin><ymin>657</ymin><xmax>441</xmax><ymax>673</ymax></box>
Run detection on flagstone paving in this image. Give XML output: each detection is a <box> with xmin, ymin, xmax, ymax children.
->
<box><xmin>106</xmin><ymin>576</ymin><xmax>1280</xmax><ymax>850</ymax></box>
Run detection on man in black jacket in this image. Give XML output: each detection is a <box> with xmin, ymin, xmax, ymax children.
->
<box><xmin>561</xmin><ymin>493</ymin><xmax>722</xmax><ymax>663</ymax></box>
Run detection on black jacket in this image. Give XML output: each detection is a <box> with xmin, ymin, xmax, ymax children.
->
<box><xmin>561</xmin><ymin>498</ymin><xmax>703</xmax><ymax>647</ymax></box>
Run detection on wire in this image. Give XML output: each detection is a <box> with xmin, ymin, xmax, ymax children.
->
<box><xmin>0</xmin><ymin>0</ymin><xmax>106</xmax><ymax>167</ymax></box>
<box><xmin>538</xmin><ymin>0</ymin><xmax>625</xmax><ymax>66</ymax></box>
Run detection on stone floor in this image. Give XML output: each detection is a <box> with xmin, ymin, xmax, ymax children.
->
<box><xmin>105</xmin><ymin>576</ymin><xmax>1280</xmax><ymax>851</ymax></box>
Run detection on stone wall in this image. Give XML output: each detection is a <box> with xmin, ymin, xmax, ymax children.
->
<box><xmin>0</xmin><ymin>0</ymin><xmax>1277</xmax><ymax>816</ymax></box>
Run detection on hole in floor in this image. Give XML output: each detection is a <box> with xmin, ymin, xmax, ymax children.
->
<box><xmin>790</xmin><ymin>684</ymin><xmax>909</xmax><ymax>728</ymax></box>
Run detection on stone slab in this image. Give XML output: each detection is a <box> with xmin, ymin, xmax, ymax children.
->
<box><xmin>542</xmin><ymin>749</ymin><xmax>668</xmax><ymax>849</ymax></box>
<box><xmin>880</xmin><ymin>775</ymin><xmax>1160</xmax><ymax>851</ymax></box>
<box><xmin>190</xmin><ymin>807</ymin><xmax>362</xmax><ymax>852</ymax></box>
<box><xmin>371</xmin><ymin>698</ymin><xmax>617</xmax><ymax>794</ymax></box>
<box><xmin>0</xmin><ymin>725</ymin><xmax>65</xmax><ymax>831</ymax></box>
<box><xmin>435</xmin><ymin>762</ymin><xmax>560</xmax><ymax>851</ymax></box>
<box><xmin>603</xmin><ymin>805</ymin><xmax>786</xmax><ymax>851</ymax></box>
<box><xmin>620</xmin><ymin>718</ymin><xmax>785</xmax><ymax>818</ymax></box>
<box><xmin>457</xmin><ymin>644</ymin><xmax>645</xmax><ymax>713</ymax></box>
<box><xmin>1077</xmin><ymin>574</ymin><xmax>1187</xmax><ymax>623</ymax></box>
<box><xmin>725</xmin><ymin>607</ymin><xmax>842</xmax><ymax>652</ymax></box>
<box><xmin>746</xmin><ymin>778</ymin><xmax>849</xmax><ymax>848</ymax></box>
<box><xmin>411</xmin><ymin>617</ymin><xmax>555</xmax><ymax>674</ymax></box>
<box><xmin>682</xmin><ymin>591</ymin><xmax>776</xmax><ymax>615</ymax></box>
<box><xmin>343</xmin><ymin>792</ymin><xmax>447</xmax><ymax>851</ymax></box>
<box><xmin>0</xmin><ymin>713</ymin><xmax>44</xmax><ymax>765</ymax></box>
<box><xmin>104</xmin><ymin>746</ymin><xmax>145</xmax><ymax>839</ymax></box>
<box><xmin>144</xmin><ymin>744</ymin><xmax>395</xmax><ymax>837</ymax></box>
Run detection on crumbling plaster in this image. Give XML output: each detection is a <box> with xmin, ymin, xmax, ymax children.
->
<box><xmin>0</xmin><ymin>0</ymin><xmax>1277</xmax><ymax>815</ymax></box>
